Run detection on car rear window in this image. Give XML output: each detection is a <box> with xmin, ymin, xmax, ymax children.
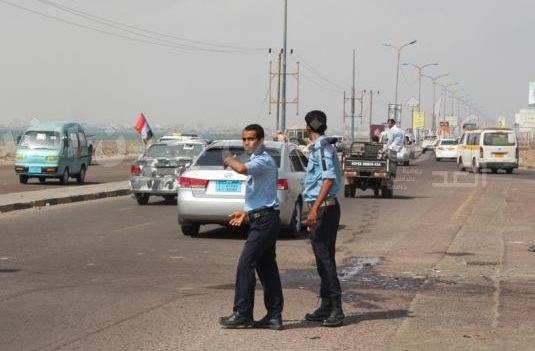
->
<box><xmin>440</xmin><ymin>140</ymin><xmax>457</xmax><ymax>145</ymax></box>
<box><xmin>483</xmin><ymin>133</ymin><xmax>515</xmax><ymax>146</ymax></box>
<box><xmin>195</xmin><ymin>146</ymin><xmax>281</xmax><ymax>167</ymax></box>
<box><xmin>145</xmin><ymin>143</ymin><xmax>205</xmax><ymax>158</ymax></box>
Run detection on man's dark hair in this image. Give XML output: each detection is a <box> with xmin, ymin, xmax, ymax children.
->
<box><xmin>243</xmin><ymin>124</ymin><xmax>265</xmax><ymax>139</ymax></box>
<box><xmin>305</xmin><ymin>110</ymin><xmax>327</xmax><ymax>134</ymax></box>
<box><xmin>387</xmin><ymin>118</ymin><xmax>396</xmax><ymax>125</ymax></box>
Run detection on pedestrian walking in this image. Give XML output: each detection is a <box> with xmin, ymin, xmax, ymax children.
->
<box><xmin>302</xmin><ymin>110</ymin><xmax>345</xmax><ymax>327</ymax></box>
<box><xmin>219</xmin><ymin>124</ymin><xmax>284</xmax><ymax>330</ymax></box>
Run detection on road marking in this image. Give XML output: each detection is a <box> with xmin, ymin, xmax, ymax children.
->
<box><xmin>112</xmin><ymin>222</ymin><xmax>154</xmax><ymax>232</ymax></box>
<box><xmin>449</xmin><ymin>187</ymin><xmax>477</xmax><ymax>225</ymax></box>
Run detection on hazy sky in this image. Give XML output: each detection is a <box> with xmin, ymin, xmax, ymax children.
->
<box><xmin>1</xmin><ymin>0</ymin><xmax>533</xmax><ymax>134</ymax></box>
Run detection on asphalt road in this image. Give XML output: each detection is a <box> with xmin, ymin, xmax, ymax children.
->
<box><xmin>0</xmin><ymin>156</ymin><xmax>136</xmax><ymax>195</ymax></box>
<box><xmin>1</xmin><ymin>154</ymin><xmax>535</xmax><ymax>351</ymax></box>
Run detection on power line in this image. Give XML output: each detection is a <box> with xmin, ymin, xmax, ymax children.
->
<box><xmin>0</xmin><ymin>0</ymin><xmax>268</xmax><ymax>54</ymax></box>
<box><xmin>290</xmin><ymin>53</ymin><xmax>346</xmax><ymax>91</ymax></box>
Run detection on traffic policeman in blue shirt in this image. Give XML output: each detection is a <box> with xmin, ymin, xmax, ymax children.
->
<box><xmin>219</xmin><ymin>124</ymin><xmax>284</xmax><ymax>330</ymax></box>
<box><xmin>302</xmin><ymin>110</ymin><xmax>345</xmax><ymax>327</ymax></box>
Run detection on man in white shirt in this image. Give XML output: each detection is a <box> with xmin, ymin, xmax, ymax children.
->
<box><xmin>383</xmin><ymin>118</ymin><xmax>405</xmax><ymax>152</ymax></box>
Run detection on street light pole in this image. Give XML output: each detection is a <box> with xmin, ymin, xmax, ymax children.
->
<box><xmin>439</xmin><ymin>82</ymin><xmax>459</xmax><ymax>122</ymax></box>
<box><xmin>401</xmin><ymin>62</ymin><xmax>438</xmax><ymax>110</ymax></box>
<box><xmin>422</xmin><ymin>73</ymin><xmax>448</xmax><ymax>130</ymax></box>
<box><xmin>383</xmin><ymin>40</ymin><xmax>417</xmax><ymax>121</ymax></box>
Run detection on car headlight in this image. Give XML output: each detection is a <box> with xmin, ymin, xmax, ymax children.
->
<box><xmin>46</xmin><ymin>156</ymin><xmax>59</xmax><ymax>162</ymax></box>
<box><xmin>15</xmin><ymin>154</ymin><xmax>26</xmax><ymax>161</ymax></box>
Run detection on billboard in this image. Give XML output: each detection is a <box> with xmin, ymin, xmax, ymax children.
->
<box><xmin>412</xmin><ymin>110</ymin><xmax>425</xmax><ymax>129</ymax></box>
<box><xmin>530</xmin><ymin>82</ymin><xmax>535</xmax><ymax>106</ymax></box>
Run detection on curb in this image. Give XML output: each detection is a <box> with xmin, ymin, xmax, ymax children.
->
<box><xmin>0</xmin><ymin>188</ymin><xmax>131</xmax><ymax>213</ymax></box>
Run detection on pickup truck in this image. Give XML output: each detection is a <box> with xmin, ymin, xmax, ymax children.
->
<box><xmin>342</xmin><ymin>142</ymin><xmax>397</xmax><ymax>198</ymax></box>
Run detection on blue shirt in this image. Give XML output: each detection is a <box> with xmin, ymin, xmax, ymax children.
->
<box><xmin>243</xmin><ymin>146</ymin><xmax>279</xmax><ymax>212</ymax></box>
<box><xmin>303</xmin><ymin>136</ymin><xmax>341</xmax><ymax>202</ymax></box>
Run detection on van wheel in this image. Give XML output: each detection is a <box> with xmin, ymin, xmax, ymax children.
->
<box><xmin>181</xmin><ymin>224</ymin><xmax>200</xmax><ymax>236</ymax></box>
<box><xmin>59</xmin><ymin>167</ymin><xmax>69</xmax><ymax>184</ymax></box>
<box><xmin>19</xmin><ymin>175</ymin><xmax>29</xmax><ymax>184</ymax></box>
<box><xmin>373</xmin><ymin>188</ymin><xmax>379</xmax><ymax>197</ymax></box>
<box><xmin>286</xmin><ymin>201</ymin><xmax>303</xmax><ymax>238</ymax></box>
<box><xmin>458</xmin><ymin>157</ymin><xmax>465</xmax><ymax>171</ymax></box>
<box><xmin>491</xmin><ymin>169</ymin><xmax>498</xmax><ymax>174</ymax></box>
<box><xmin>38</xmin><ymin>177</ymin><xmax>46</xmax><ymax>183</ymax></box>
<box><xmin>506</xmin><ymin>168</ymin><xmax>513</xmax><ymax>174</ymax></box>
<box><xmin>135</xmin><ymin>193</ymin><xmax>150</xmax><ymax>205</ymax></box>
<box><xmin>472</xmin><ymin>159</ymin><xmax>481</xmax><ymax>174</ymax></box>
<box><xmin>76</xmin><ymin>166</ymin><xmax>86</xmax><ymax>184</ymax></box>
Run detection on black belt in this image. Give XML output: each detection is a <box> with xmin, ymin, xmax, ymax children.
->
<box><xmin>248</xmin><ymin>206</ymin><xmax>279</xmax><ymax>219</ymax></box>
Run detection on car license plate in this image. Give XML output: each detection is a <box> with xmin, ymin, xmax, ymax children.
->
<box><xmin>494</xmin><ymin>153</ymin><xmax>505</xmax><ymax>158</ymax></box>
<box><xmin>447</xmin><ymin>147</ymin><xmax>454</xmax><ymax>150</ymax></box>
<box><xmin>157</xmin><ymin>168</ymin><xmax>175</xmax><ymax>176</ymax></box>
<box><xmin>216</xmin><ymin>180</ymin><xmax>241</xmax><ymax>192</ymax></box>
<box><xmin>29</xmin><ymin>166</ymin><xmax>41</xmax><ymax>173</ymax></box>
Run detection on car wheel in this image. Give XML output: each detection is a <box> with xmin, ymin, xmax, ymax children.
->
<box><xmin>59</xmin><ymin>167</ymin><xmax>69</xmax><ymax>184</ymax></box>
<box><xmin>491</xmin><ymin>168</ymin><xmax>498</xmax><ymax>174</ymax></box>
<box><xmin>163</xmin><ymin>195</ymin><xmax>176</xmax><ymax>201</ymax></box>
<box><xmin>458</xmin><ymin>157</ymin><xmax>466</xmax><ymax>171</ymax></box>
<box><xmin>181</xmin><ymin>224</ymin><xmax>200</xmax><ymax>236</ymax></box>
<box><xmin>373</xmin><ymin>188</ymin><xmax>379</xmax><ymax>198</ymax></box>
<box><xmin>286</xmin><ymin>200</ymin><xmax>303</xmax><ymax>238</ymax></box>
<box><xmin>19</xmin><ymin>175</ymin><xmax>29</xmax><ymax>184</ymax></box>
<box><xmin>38</xmin><ymin>177</ymin><xmax>46</xmax><ymax>183</ymax></box>
<box><xmin>135</xmin><ymin>193</ymin><xmax>150</xmax><ymax>205</ymax></box>
<box><xmin>506</xmin><ymin>168</ymin><xmax>513</xmax><ymax>174</ymax></box>
<box><xmin>436</xmin><ymin>157</ymin><xmax>441</xmax><ymax>162</ymax></box>
<box><xmin>76</xmin><ymin>166</ymin><xmax>86</xmax><ymax>184</ymax></box>
<box><xmin>472</xmin><ymin>159</ymin><xmax>481</xmax><ymax>174</ymax></box>
<box><xmin>404</xmin><ymin>160</ymin><xmax>410</xmax><ymax>166</ymax></box>
<box><xmin>344</xmin><ymin>184</ymin><xmax>355</xmax><ymax>198</ymax></box>
<box><xmin>381</xmin><ymin>186</ymin><xmax>389</xmax><ymax>198</ymax></box>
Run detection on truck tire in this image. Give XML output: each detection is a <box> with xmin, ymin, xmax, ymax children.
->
<box><xmin>344</xmin><ymin>184</ymin><xmax>355</xmax><ymax>198</ymax></box>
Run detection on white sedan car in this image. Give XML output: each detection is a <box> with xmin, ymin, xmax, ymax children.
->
<box><xmin>177</xmin><ymin>140</ymin><xmax>309</xmax><ymax>238</ymax></box>
<box><xmin>434</xmin><ymin>139</ymin><xmax>458</xmax><ymax>161</ymax></box>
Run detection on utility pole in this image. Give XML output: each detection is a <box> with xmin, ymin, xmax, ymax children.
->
<box><xmin>280</xmin><ymin>0</ymin><xmax>288</xmax><ymax>131</ymax></box>
<box><xmin>268</xmin><ymin>48</ymin><xmax>299</xmax><ymax>131</ymax></box>
<box><xmin>366</xmin><ymin>90</ymin><xmax>380</xmax><ymax>130</ymax></box>
<box><xmin>343</xmin><ymin>49</ymin><xmax>357</xmax><ymax>143</ymax></box>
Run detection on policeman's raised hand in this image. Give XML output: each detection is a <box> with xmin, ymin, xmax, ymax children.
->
<box><xmin>228</xmin><ymin>211</ymin><xmax>247</xmax><ymax>227</ymax></box>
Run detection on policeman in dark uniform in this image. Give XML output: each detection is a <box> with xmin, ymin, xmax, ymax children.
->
<box><xmin>219</xmin><ymin>124</ymin><xmax>284</xmax><ymax>330</ymax></box>
<box><xmin>302</xmin><ymin>110</ymin><xmax>345</xmax><ymax>327</ymax></box>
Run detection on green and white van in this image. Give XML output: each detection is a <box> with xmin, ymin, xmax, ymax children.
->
<box><xmin>14</xmin><ymin>121</ymin><xmax>91</xmax><ymax>184</ymax></box>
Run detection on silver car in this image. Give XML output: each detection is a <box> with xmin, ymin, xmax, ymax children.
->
<box><xmin>177</xmin><ymin>140</ymin><xmax>308</xmax><ymax>238</ymax></box>
<box><xmin>129</xmin><ymin>140</ymin><xmax>207</xmax><ymax>204</ymax></box>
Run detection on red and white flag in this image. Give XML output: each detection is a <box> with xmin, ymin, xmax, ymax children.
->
<box><xmin>134</xmin><ymin>112</ymin><xmax>153</xmax><ymax>143</ymax></box>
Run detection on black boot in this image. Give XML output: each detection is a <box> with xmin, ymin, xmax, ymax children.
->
<box><xmin>321</xmin><ymin>298</ymin><xmax>344</xmax><ymax>327</ymax></box>
<box><xmin>304</xmin><ymin>298</ymin><xmax>332</xmax><ymax>322</ymax></box>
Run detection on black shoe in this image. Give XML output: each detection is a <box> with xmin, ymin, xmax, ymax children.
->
<box><xmin>304</xmin><ymin>298</ymin><xmax>331</xmax><ymax>322</ymax></box>
<box><xmin>253</xmin><ymin>315</ymin><xmax>283</xmax><ymax>330</ymax></box>
<box><xmin>219</xmin><ymin>312</ymin><xmax>253</xmax><ymax>329</ymax></box>
<box><xmin>321</xmin><ymin>299</ymin><xmax>345</xmax><ymax>327</ymax></box>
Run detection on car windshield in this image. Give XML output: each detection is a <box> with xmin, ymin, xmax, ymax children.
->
<box><xmin>144</xmin><ymin>143</ymin><xmax>205</xmax><ymax>158</ymax></box>
<box><xmin>195</xmin><ymin>146</ymin><xmax>281</xmax><ymax>167</ymax></box>
<box><xmin>19</xmin><ymin>131</ymin><xmax>61</xmax><ymax>150</ymax></box>
<box><xmin>483</xmin><ymin>133</ymin><xmax>515</xmax><ymax>146</ymax></box>
<box><xmin>440</xmin><ymin>140</ymin><xmax>457</xmax><ymax>145</ymax></box>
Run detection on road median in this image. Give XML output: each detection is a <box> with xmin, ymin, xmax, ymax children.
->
<box><xmin>0</xmin><ymin>181</ymin><xmax>131</xmax><ymax>213</ymax></box>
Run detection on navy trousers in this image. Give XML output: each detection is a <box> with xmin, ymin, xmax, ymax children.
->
<box><xmin>233</xmin><ymin>210</ymin><xmax>283</xmax><ymax>318</ymax></box>
<box><xmin>309</xmin><ymin>202</ymin><xmax>342</xmax><ymax>299</ymax></box>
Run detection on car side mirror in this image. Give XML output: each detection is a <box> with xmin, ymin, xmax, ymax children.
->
<box><xmin>16</xmin><ymin>135</ymin><xmax>21</xmax><ymax>145</ymax></box>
